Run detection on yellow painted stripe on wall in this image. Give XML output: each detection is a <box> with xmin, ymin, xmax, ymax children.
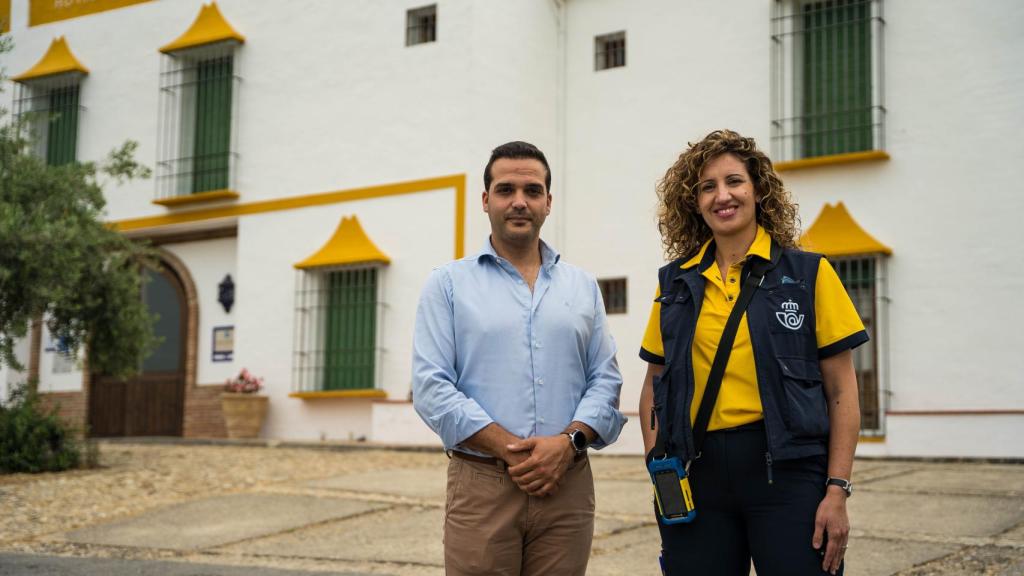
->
<box><xmin>113</xmin><ymin>174</ymin><xmax>467</xmax><ymax>259</ymax></box>
<box><xmin>1</xmin><ymin>0</ymin><xmax>11</xmax><ymax>33</ymax></box>
<box><xmin>30</xmin><ymin>0</ymin><xmax>151</xmax><ymax>26</ymax></box>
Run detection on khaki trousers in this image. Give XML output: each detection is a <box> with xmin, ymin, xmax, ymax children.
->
<box><xmin>443</xmin><ymin>454</ymin><xmax>595</xmax><ymax>576</ymax></box>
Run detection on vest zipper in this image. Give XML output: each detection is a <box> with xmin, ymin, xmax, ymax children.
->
<box><xmin>650</xmin><ymin>405</ymin><xmax>657</xmax><ymax>430</ymax></box>
<box><xmin>765</xmin><ymin>451</ymin><xmax>774</xmax><ymax>485</ymax></box>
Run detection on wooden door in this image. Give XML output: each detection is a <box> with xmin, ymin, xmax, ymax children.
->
<box><xmin>89</xmin><ymin>266</ymin><xmax>186</xmax><ymax>437</ymax></box>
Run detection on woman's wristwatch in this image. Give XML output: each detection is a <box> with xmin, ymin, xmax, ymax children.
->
<box><xmin>826</xmin><ymin>477</ymin><xmax>854</xmax><ymax>497</ymax></box>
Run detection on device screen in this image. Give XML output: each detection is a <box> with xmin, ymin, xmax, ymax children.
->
<box><xmin>654</xmin><ymin>469</ymin><xmax>687</xmax><ymax>517</ymax></box>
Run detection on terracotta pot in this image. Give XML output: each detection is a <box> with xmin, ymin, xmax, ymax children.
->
<box><xmin>220</xmin><ymin>393</ymin><xmax>269</xmax><ymax>439</ymax></box>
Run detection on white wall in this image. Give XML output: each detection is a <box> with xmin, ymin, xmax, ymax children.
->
<box><xmin>234</xmin><ymin>186</ymin><xmax>454</xmax><ymax>441</ymax></box>
<box><xmin>783</xmin><ymin>2</ymin><xmax>1024</xmax><ymax>419</ymax></box>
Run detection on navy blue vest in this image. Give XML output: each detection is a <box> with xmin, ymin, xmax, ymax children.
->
<box><xmin>653</xmin><ymin>242</ymin><xmax>832</xmax><ymax>462</ymax></box>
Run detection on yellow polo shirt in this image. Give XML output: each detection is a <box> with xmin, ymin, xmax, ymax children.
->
<box><xmin>640</xmin><ymin>226</ymin><xmax>865</xmax><ymax>431</ymax></box>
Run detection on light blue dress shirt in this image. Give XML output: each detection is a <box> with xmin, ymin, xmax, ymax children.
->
<box><xmin>412</xmin><ymin>238</ymin><xmax>626</xmax><ymax>454</ymax></box>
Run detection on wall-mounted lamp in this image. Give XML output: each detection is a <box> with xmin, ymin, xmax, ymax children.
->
<box><xmin>218</xmin><ymin>274</ymin><xmax>235</xmax><ymax>313</ymax></box>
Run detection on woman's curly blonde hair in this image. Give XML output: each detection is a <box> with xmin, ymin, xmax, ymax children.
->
<box><xmin>656</xmin><ymin>129</ymin><xmax>801</xmax><ymax>261</ymax></box>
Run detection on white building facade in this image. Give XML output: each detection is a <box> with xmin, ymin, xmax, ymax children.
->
<box><xmin>3</xmin><ymin>0</ymin><xmax>1021</xmax><ymax>458</ymax></box>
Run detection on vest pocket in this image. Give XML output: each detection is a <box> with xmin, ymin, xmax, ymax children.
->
<box><xmin>776</xmin><ymin>356</ymin><xmax>829</xmax><ymax>438</ymax></box>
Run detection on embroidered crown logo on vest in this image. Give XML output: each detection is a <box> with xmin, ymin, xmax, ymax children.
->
<box><xmin>776</xmin><ymin>299</ymin><xmax>805</xmax><ymax>330</ymax></box>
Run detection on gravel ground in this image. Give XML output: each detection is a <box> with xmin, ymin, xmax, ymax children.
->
<box><xmin>2</xmin><ymin>442</ymin><xmax>1021</xmax><ymax>576</ymax></box>
<box><xmin>0</xmin><ymin>443</ymin><xmax>442</xmax><ymax>549</ymax></box>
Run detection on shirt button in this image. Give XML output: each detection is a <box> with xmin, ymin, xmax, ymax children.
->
<box><xmin>536</xmin><ymin>378</ymin><xmax>544</xmax><ymax>385</ymax></box>
<box><xmin>727</xmin><ymin>295</ymin><xmax>734</xmax><ymax>301</ymax></box>
<box><xmin>534</xmin><ymin>341</ymin><xmax>542</xmax><ymax>349</ymax></box>
<box><xmin>539</xmin><ymin>417</ymin><xmax>545</xmax><ymax>424</ymax></box>
<box><xmin>729</xmin><ymin>277</ymin><xmax>736</xmax><ymax>283</ymax></box>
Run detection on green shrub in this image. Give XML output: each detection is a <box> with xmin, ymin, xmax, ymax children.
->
<box><xmin>0</xmin><ymin>381</ymin><xmax>81</xmax><ymax>473</ymax></box>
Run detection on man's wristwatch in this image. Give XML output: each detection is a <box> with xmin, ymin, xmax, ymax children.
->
<box><xmin>564</xmin><ymin>429</ymin><xmax>588</xmax><ymax>456</ymax></box>
<box><xmin>826</xmin><ymin>477</ymin><xmax>854</xmax><ymax>497</ymax></box>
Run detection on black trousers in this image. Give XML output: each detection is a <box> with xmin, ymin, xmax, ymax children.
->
<box><xmin>656</xmin><ymin>423</ymin><xmax>841</xmax><ymax>576</ymax></box>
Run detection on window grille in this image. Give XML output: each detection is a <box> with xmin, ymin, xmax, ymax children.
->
<box><xmin>13</xmin><ymin>75</ymin><xmax>83</xmax><ymax>166</ymax></box>
<box><xmin>293</xmin><ymin>266</ymin><xmax>383</xmax><ymax>392</ymax></box>
<box><xmin>831</xmin><ymin>255</ymin><xmax>884</xmax><ymax>434</ymax></box>
<box><xmin>770</xmin><ymin>0</ymin><xmax>885</xmax><ymax>161</ymax></box>
<box><xmin>595</xmin><ymin>31</ymin><xmax>626</xmax><ymax>71</ymax></box>
<box><xmin>157</xmin><ymin>42</ymin><xmax>240</xmax><ymax>200</ymax></box>
<box><xmin>406</xmin><ymin>5</ymin><xmax>437</xmax><ymax>46</ymax></box>
<box><xmin>598</xmin><ymin>277</ymin><xmax>628</xmax><ymax>315</ymax></box>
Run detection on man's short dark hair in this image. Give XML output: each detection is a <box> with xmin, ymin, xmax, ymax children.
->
<box><xmin>483</xmin><ymin>141</ymin><xmax>552</xmax><ymax>192</ymax></box>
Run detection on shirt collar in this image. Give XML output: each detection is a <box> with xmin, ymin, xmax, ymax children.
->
<box><xmin>477</xmin><ymin>236</ymin><xmax>561</xmax><ymax>269</ymax></box>
<box><xmin>681</xmin><ymin>225</ymin><xmax>772</xmax><ymax>270</ymax></box>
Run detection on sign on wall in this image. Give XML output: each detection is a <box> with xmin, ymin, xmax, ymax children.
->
<box><xmin>30</xmin><ymin>0</ymin><xmax>151</xmax><ymax>27</ymax></box>
<box><xmin>212</xmin><ymin>325</ymin><xmax>234</xmax><ymax>362</ymax></box>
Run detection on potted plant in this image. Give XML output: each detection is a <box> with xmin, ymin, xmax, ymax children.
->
<box><xmin>220</xmin><ymin>368</ymin><xmax>268</xmax><ymax>439</ymax></box>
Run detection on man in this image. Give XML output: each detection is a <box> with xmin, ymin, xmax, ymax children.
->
<box><xmin>412</xmin><ymin>141</ymin><xmax>626</xmax><ymax>575</ymax></box>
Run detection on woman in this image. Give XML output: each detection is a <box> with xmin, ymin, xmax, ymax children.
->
<box><xmin>639</xmin><ymin>130</ymin><xmax>865</xmax><ymax>576</ymax></box>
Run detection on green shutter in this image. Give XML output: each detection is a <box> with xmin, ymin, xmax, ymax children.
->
<box><xmin>192</xmin><ymin>56</ymin><xmax>233</xmax><ymax>193</ymax></box>
<box><xmin>46</xmin><ymin>85</ymin><xmax>79</xmax><ymax>166</ymax></box>
<box><xmin>802</xmin><ymin>0</ymin><xmax>872</xmax><ymax>158</ymax></box>
<box><xmin>324</xmin><ymin>268</ymin><xmax>377</xmax><ymax>390</ymax></box>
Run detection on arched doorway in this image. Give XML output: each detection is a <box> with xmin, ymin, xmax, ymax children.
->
<box><xmin>89</xmin><ymin>265</ymin><xmax>187</xmax><ymax>436</ymax></box>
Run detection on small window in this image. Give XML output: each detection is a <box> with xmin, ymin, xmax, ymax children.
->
<box><xmin>595</xmin><ymin>31</ymin><xmax>626</xmax><ymax>71</ymax></box>
<box><xmin>157</xmin><ymin>42</ymin><xmax>240</xmax><ymax>200</ymax></box>
<box><xmin>15</xmin><ymin>78</ymin><xmax>83</xmax><ymax>166</ymax></box>
<box><xmin>771</xmin><ymin>0</ymin><xmax>885</xmax><ymax>161</ymax></box>
<box><xmin>406</xmin><ymin>5</ymin><xmax>437</xmax><ymax>46</ymax></box>
<box><xmin>294</xmin><ymin>266</ymin><xmax>382</xmax><ymax>392</ymax></box>
<box><xmin>831</xmin><ymin>256</ymin><xmax>882</xmax><ymax>433</ymax></box>
<box><xmin>598</xmin><ymin>278</ymin><xmax>628</xmax><ymax>315</ymax></box>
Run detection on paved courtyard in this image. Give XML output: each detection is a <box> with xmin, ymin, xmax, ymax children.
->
<box><xmin>1</xmin><ymin>441</ymin><xmax>1022</xmax><ymax>575</ymax></box>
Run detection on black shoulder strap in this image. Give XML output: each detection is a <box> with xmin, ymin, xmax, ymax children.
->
<box><xmin>689</xmin><ymin>251</ymin><xmax>774</xmax><ymax>460</ymax></box>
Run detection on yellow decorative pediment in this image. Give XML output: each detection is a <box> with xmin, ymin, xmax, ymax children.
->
<box><xmin>800</xmin><ymin>202</ymin><xmax>892</xmax><ymax>257</ymax></box>
<box><xmin>159</xmin><ymin>2</ymin><xmax>245</xmax><ymax>54</ymax></box>
<box><xmin>295</xmin><ymin>216</ymin><xmax>391</xmax><ymax>270</ymax></box>
<box><xmin>13</xmin><ymin>37</ymin><xmax>89</xmax><ymax>82</ymax></box>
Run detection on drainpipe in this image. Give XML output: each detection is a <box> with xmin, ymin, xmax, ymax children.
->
<box><xmin>552</xmin><ymin>0</ymin><xmax>568</xmax><ymax>253</ymax></box>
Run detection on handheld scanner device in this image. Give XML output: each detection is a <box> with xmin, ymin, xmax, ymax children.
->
<box><xmin>648</xmin><ymin>456</ymin><xmax>696</xmax><ymax>524</ymax></box>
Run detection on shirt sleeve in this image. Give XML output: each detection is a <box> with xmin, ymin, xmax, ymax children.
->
<box><xmin>571</xmin><ymin>279</ymin><xmax>627</xmax><ymax>449</ymax></box>
<box><xmin>411</xmin><ymin>268</ymin><xmax>494</xmax><ymax>450</ymax></box>
<box><xmin>814</xmin><ymin>258</ymin><xmax>869</xmax><ymax>358</ymax></box>
<box><xmin>639</xmin><ymin>285</ymin><xmax>665</xmax><ymax>364</ymax></box>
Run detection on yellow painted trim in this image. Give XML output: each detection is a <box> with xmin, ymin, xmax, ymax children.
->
<box><xmin>289</xmin><ymin>389</ymin><xmax>387</xmax><ymax>400</ymax></box>
<box><xmin>858</xmin><ymin>435</ymin><xmax>886</xmax><ymax>443</ymax></box>
<box><xmin>774</xmin><ymin>150</ymin><xmax>889</xmax><ymax>172</ymax></box>
<box><xmin>13</xmin><ymin>37</ymin><xmax>89</xmax><ymax>82</ymax></box>
<box><xmin>152</xmin><ymin>189</ymin><xmax>239</xmax><ymax>207</ymax></box>
<box><xmin>800</xmin><ymin>202</ymin><xmax>893</xmax><ymax>257</ymax></box>
<box><xmin>113</xmin><ymin>174</ymin><xmax>466</xmax><ymax>259</ymax></box>
<box><xmin>160</xmin><ymin>2</ymin><xmax>245</xmax><ymax>54</ymax></box>
<box><xmin>295</xmin><ymin>215</ymin><xmax>391</xmax><ymax>269</ymax></box>
<box><xmin>1</xmin><ymin>0</ymin><xmax>10</xmax><ymax>34</ymax></box>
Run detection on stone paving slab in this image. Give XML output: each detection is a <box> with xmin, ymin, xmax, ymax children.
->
<box><xmin>849</xmin><ymin>491</ymin><xmax>1024</xmax><ymax>538</ymax></box>
<box><xmin>588</xmin><ymin>524</ymin><xmax>662</xmax><ymax>576</ymax></box>
<box><xmin>595</xmin><ymin>479</ymin><xmax>656</xmax><ymax>517</ymax></box>
<box><xmin>0</xmin><ymin>553</ymin><xmax>381</xmax><ymax>576</ymax></box>
<box><xmin>845</xmin><ymin>536</ymin><xmax>960</xmax><ymax>576</ymax></box>
<box><xmin>222</xmin><ymin>506</ymin><xmax>443</xmax><ymax>567</ymax></box>
<box><xmin>64</xmin><ymin>494</ymin><xmax>386</xmax><ymax>551</ymax></box>
<box><xmin>859</xmin><ymin>466</ymin><xmax>1024</xmax><ymax>496</ymax></box>
<box><xmin>305</xmin><ymin>469</ymin><xmax>445</xmax><ymax>501</ymax></box>
<box><xmin>590</xmin><ymin>455</ymin><xmax>647</xmax><ymax>481</ymax></box>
